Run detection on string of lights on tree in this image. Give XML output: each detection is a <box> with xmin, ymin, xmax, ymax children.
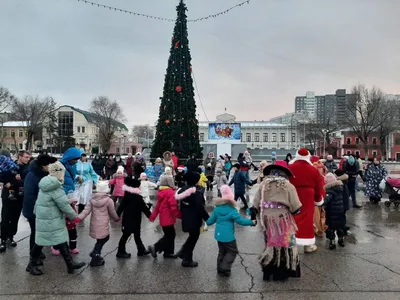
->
<box><xmin>75</xmin><ymin>0</ymin><xmax>251</xmax><ymax>22</ymax></box>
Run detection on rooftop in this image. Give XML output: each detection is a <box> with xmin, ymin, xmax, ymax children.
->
<box><xmin>59</xmin><ymin>105</ymin><xmax>128</xmax><ymax>131</ymax></box>
<box><xmin>1</xmin><ymin>121</ymin><xmax>28</xmax><ymax>127</ymax></box>
<box><xmin>199</xmin><ymin>121</ymin><xmax>288</xmax><ymax>127</ymax></box>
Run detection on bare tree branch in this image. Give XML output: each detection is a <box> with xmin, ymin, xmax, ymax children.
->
<box><xmin>10</xmin><ymin>95</ymin><xmax>57</xmax><ymax>151</ymax></box>
<box><xmin>0</xmin><ymin>87</ymin><xmax>16</xmax><ymax>113</ymax></box>
<box><xmin>90</xmin><ymin>96</ymin><xmax>126</xmax><ymax>152</ymax></box>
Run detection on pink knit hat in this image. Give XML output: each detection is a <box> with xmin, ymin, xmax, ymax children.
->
<box><xmin>220</xmin><ymin>185</ymin><xmax>234</xmax><ymax>201</ymax></box>
<box><xmin>324</xmin><ymin>173</ymin><xmax>337</xmax><ymax>184</ymax></box>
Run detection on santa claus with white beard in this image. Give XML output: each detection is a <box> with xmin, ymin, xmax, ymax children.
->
<box><xmin>288</xmin><ymin>148</ymin><xmax>324</xmax><ymax>253</ymax></box>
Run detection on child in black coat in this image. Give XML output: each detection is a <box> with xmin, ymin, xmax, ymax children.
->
<box><xmin>324</xmin><ymin>173</ymin><xmax>346</xmax><ymax>250</ymax></box>
<box><xmin>116</xmin><ymin>177</ymin><xmax>151</xmax><ymax>258</ymax></box>
<box><xmin>334</xmin><ymin>169</ymin><xmax>350</xmax><ymax>235</ymax></box>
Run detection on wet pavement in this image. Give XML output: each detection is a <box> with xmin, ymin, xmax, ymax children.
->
<box><xmin>1</xmin><ymin>174</ymin><xmax>400</xmax><ymax>299</ymax></box>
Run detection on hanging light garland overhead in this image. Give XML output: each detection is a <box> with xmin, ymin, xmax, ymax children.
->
<box><xmin>75</xmin><ymin>0</ymin><xmax>251</xmax><ymax>22</ymax></box>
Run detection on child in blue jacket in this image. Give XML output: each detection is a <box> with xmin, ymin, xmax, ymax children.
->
<box><xmin>206</xmin><ymin>185</ymin><xmax>256</xmax><ymax>276</ymax></box>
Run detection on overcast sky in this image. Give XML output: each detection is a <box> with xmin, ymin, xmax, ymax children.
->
<box><xmin>1</xmin><ymin>0</ymin><xmax>399</xmax><ymax>128</ymax></box>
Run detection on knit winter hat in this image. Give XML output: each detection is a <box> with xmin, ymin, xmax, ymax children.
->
<box><xmin>140</xmin><ymin>173</ymin><xmax>147</xmax><ymax>180</ymax></box>
<box><xmin>117</xmin><ymin>166</ymin><xmax>124</xmax><ymax>174</ymax></box>
<box><xmin>159</xmin><ymin>175</ymin><xmax>175</xmax><ymax>188</ymax></box>
<box><xmin>177</xmin><ymin>165</ymin><xmax>185</xmax><ymax>171</ymax></box>
<box><xmin>334</xmin><ymin>169</ymin><xmax>345</xmax><ymax>177</ymax></box>
<box><xmin>324</xmin><ymin>173</ymin><xmax>337</xmax><ymax>185</ymax></box>
<box><xmin>125</xmin><ymin>177</ymin><xmax>141</xmax><ymax>188</ymax></box>
<box><xmin>348</xmin><ymin>156</ymin><xmax>355</xmax><ymax>165</ymax></box>
<box><xmin>327</xmin><ymin>155</ymin><xmax>333</xmax><ymax>160</ymax></box>
<box><xmin>310</xmin><ymin>156</ymin><xmax>320</xmax><ymax>164</ymax></box>
<box><xmin>96</xmin><ymin>181</ymin><xmax>110</xmax><ymax>193</ymax></box>
<box><xmin>165</xmin><ymin>166</ymin><xmax>172</xmax><ymax>175</ymax></box>
<box><xmin>186</xmin><ymin>172</ymin><xmax>201</xmax><ymax>186</ymax></box>
<box><xmin>48</xmin><ymin>162</ymin><xmax>66</xmax><ymax>183</ymax></box>
<box><xmin>36</xmin><ymin>154</ymin><xmax>57</xmax><ymax>167</ymax></box>
<box><xmin>220</xmin><ymin>185</ymin><xmax>234</xmax><ymax>201</ymax></box>
<box><xmin>0</xmin><ymin>149</ymin><xmax>11</xmax><ymax>157</ymax></box>
<box><xmin>233</xmin><ymin>163</ymin><xmax>240</xmax><ymax>169</ymax></box>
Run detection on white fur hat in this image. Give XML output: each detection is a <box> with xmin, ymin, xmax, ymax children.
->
<box><xmin>140</xmin><ymin>172</ymin><xmax>147</xmax><ymax>180</ymax></box>
<box><xmin>96</xmin><ymin>181</ymin><xmax>110</xmax><ymax>193</ymax></box>
<box><xmin>48</xmin><ymin>162</ymin><xmax>66</xmax><ymax>183</ymax></box>
<box><xmin>117</xmin><ymin>166</ymin><xmax>124</xmax><ymax>174</ymax></box>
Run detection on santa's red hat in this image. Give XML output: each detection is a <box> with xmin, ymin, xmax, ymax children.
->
<box><xmin>289</xmin><ymin>148</ymin><xmax>312</xmax><ymax>165</ymax></box>
<box><xmin>310</xmin><ymin>155</ymin><xmax>320</xmax><ymax>164</ymax></box>
<box><xmin>177</xmin><ymin>165</ymin><xmax>185</xmax><ymax>171</ymax></box>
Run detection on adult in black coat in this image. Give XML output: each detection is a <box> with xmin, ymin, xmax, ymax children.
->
<box><xmin>176</xmin><ymin>172</ymin><xmax>209</xmax><ymax>267</ymax></box>
<box><xmin>0</xmin><ymin>150</ymin><xmax>31</xmax><ymax>253</ymax></box>
<box><xmin>186</xmin><ymin>155</ymin><xmax>199</xmax><ymax>174</ymax></box>
<box><xmin>323</xmin><ymin>173</ymin><xmax>345</xmax><ymax>250</ymax></box>
<box><xmin>91</xmin><ymin>155</ymin><xmax>105</xmax><ymax>177</ymax></box>
<box><xmin>116</xmin><ymin>177</ymin><xmax>151</xmax><ymax>258</ymax></box>
<box><xmin>23</xmin><ymin>154</ymin><xmax>57</xmax><ymax>254</ymax></box>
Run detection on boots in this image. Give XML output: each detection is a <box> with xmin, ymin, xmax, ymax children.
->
<box><xmin>7</xmin><ymin>238</ymin><xmax>17</xmax><ymax>247</ymax></box>
<box><xmin>0</xmin><ymin>240</ymin><xmax>6</xmax><ymax>253</ymax></box>
<box><xmin>338</xmin><ymin>237</ymin><xmax>345</xmax><ymax>247</ymax></box>
<box><xmin>58</xmin><ymin>243</ymin><xmax>85</xmax><ymax>274</ymax></box>
<box><xmin>90</xmin><ymin>254</ymin><xmax>105</xmax><ymax>267</ymax></box>
<box><xmin>182</xmin><ymin>260</ymin><xmax>198</xmax><ymax>268</ymax></box>
<box><xmin>329</xmin><ymin>240</ymin><xmax>336</xmax><ymax>250</ymax></box>
<box><xmin>26</xmin><ymin>258</ymin><xmax>43</xmax><ymax>276</ymax></box>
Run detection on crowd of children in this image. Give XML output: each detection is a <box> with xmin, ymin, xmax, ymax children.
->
<box><xmin>1</xmin><ymin>148</ymin><xmax>368</xmax><ymax>282</ymax></box>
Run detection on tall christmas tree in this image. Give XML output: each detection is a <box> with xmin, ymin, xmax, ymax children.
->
<box><xmin>151</xmin><ymin>0</ymin><xmax>202</xmax><ymax>160</ymax></box>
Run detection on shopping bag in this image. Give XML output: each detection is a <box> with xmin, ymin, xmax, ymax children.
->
<box><xmin>314</xmin><ymin>207</ymin><xmax>326</xmax><ymax>237</ymax></box>
<box><xmin>379</xmin><ymin>179</ymin><xmax>386</xmax><ymax>191</ymax></box>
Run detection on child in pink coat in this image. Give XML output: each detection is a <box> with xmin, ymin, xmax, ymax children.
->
<box><xmin>78</xmin><ymin>181</ymin><xmax>120</xmax><ymax>267</ymax></box>
<box><xmin>109</xmin><ymin>166</ymin><xmax>126</xmax><ymax>204</ymax></box>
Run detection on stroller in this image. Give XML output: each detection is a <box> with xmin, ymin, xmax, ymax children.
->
<box><xmin>383</xmin><ymin>178</ymin><xmax>400</xmax><ymax>209</ymax></box>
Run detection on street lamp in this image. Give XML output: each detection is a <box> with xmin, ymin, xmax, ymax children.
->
<box><xmin>322</xmin><ymin>129</ymin><xmax>328</xmax><ymax>158</ymax></box>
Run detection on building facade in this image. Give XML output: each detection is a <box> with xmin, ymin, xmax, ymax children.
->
<box><xmin>1</xmin><ymin>121</ymin><xmax>30</xmax><ymax>151</ymax></box>
<box><xmin>295</xmin><ymin>89</ymin><xmax>355</xmax><ymax>125</ymax></box>
<box><xmin>42</xmin><ymin>105</ymin><xmax>129</xmax><ymax>154</ymax></box>
<box><xmin>315</xmin><ymin>130</ymin><xmax>383</xmax><ymax>159</ymax></box>
<box><xmin>199</xmin><ymin>113</ymin><xmax>301</xmax><ymax>150</ymax></box>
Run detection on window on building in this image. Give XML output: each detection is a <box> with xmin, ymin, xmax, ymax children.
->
<box><xmin>18</xmin><ymin>129</ymin><xmax>23</xmax><ymax>137</ymax></box>
<box><xmin>347</xmin><ymin>151</ymin><xmax>351</xmax><ymax>155</ymax></box>
<box><xmin>82</xmin><ymin>126</ymin><xmax>85</xmax><ymax>133</ymax></box>
<box><xmin>19</xmin><ymin>143</ymin><xmax>23</xmax><ymax>150</ymax></box>
<box><xmin>126</xmin><ymin>148</ymin><xmax>129</xmax><ymax>153</ymax></box>
<box><xmin>372</xmin><ymin>138</ymin><xmax>377</xmax><ymax>145</ymax></box>
<box><xmin>58</xmin><ymin>112</ymin><xmax>74</xmax><ymax>136</ymax></box>
<box><xmin>2</xmin><ymin>129</ymin><xmax>7</xmax><ymax>137</ymax></box>
<box><xmin>346</xmin><ymin>137</ymin><xmax>351</xmax><ymax>144</ymax></box>
<box><xmin>280</xmin><ymin>133</ymin><xmax>285</xmax><ymax>142</ymax></box>
<box><xmin>46</xmin><ymin>139</ymin><xmax>51</xmax><ymax>145</ymax></box>
<box><xmin>10</xmin><ymin>130</ymin><xmax>15</xmax><ymax>137</ymax></box>
<box><xmin>272</xmin><ymin>133</ymin><xmax>277</xmax><ymax>142</ymax></box>
<box><xmin>372</xmin><ymin>151</ymin><xmax>377</xmax><ymax>157</ymax></box>
<box><xmin>200</xmin><ymin>133</ymin><xmax>204</xmax><ymax>142</ymax></box>
<box><xmin>255</xmin><ymin>133</ymin><xmax>260</xmax><ymax>142</ymax></box>
<box><xmin>355</xmin><ymin>138</ymin><xmax>359</xmax><ymax>144</ymax></box>
<box><xmin>292</xmin><ymin>133</ymin><xmax>296</xmax><ymax>142</ymax></box>
<box><xmin>116</xmin><ymin>147</ymin><xmax>120</xmax><ymax>153</ymax></box>
<box><xmin>263</xmin><ymin>133</ymin><xmax>268</xmax><ymax>142</ymax></box>
<box><xmin>246</xmin><ymin>133</ymin><xmax>251</xmax><ymax>142</ymax></box>
<box><xmin>355</xmin><ymin>151</ymin><xmax>360</xmax><ymax>156</ymax></box>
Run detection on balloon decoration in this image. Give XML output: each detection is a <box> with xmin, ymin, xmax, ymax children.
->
<box><xmin>165</xmin><ymin>119</ymin><xmax>170</xmax><ymax>125</ymax></box>
<box><xmin>175</xmin><ymin>86</ymin><xmax>182</xmax><ymax>93</ymax></box>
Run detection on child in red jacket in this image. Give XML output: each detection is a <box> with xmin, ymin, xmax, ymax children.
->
<box><xmin>148</xmin><ymin>175</ymin><xmax>195</xmax><ymax>259</ymax></box>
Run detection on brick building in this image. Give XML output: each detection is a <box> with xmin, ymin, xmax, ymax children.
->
<box><xmin>0</xmin><ymin>121</ymin><xmax>29</xmax><ymax>151</ymax></box>
<box><xmin>316</xmin><ymin>130</ymin><xmax>383</xmax><ymax>159</ymax></box>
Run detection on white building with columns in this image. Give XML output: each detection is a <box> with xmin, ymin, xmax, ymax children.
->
<box><xmin>198</xmin><ymin>113</ymin><xmax>301</xmax><ymax>156</ymax></box>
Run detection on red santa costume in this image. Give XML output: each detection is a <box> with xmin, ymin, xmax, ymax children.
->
<box><xmin>288</xmin><ymin>149</ymin><xmax>323</xmax><ymax>248</ymax></box>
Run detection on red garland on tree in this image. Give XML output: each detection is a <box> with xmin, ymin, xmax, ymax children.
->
<box><xmin>175</xmin><ymin>41</ymin><xmax>180</xmax><ymax>48</ymax></box>
<box><xmin>175</xmin><ymin>86</ymin><xmax>182</xmax><ymax>93</ymax></box>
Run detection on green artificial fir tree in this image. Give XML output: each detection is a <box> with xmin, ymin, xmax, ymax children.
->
<box><xmin>151</xmin><ymin>0</ymin><xmax>202</xmax><ymax>160</ymax></box>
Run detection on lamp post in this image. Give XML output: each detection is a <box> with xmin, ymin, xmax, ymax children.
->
<box><xmin>322</xmin><ymin>129</ymin><xmax>327</xmax><ymax>158</ymax></box>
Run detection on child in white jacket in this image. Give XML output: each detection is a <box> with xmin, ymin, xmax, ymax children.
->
<box><xmin>139</xmin><ymin>173</ymin><xmax>157</xmax><ymax>206</ymax></box>
<box><xmin>212</xmin><ymin>169</ymin><xmax>228</xmax><ymax>198</ymax></box>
